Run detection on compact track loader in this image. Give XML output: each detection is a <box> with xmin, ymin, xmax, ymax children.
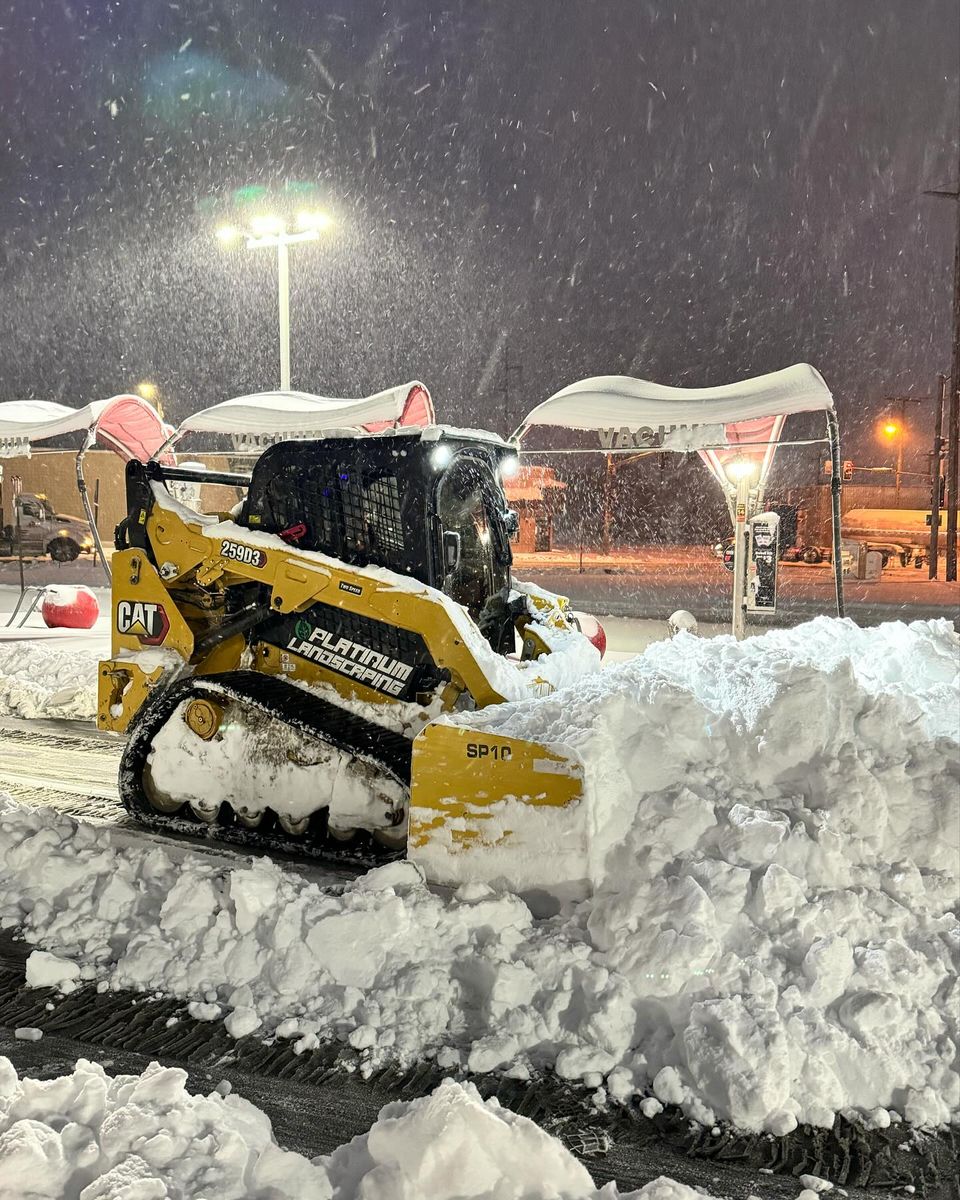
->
<box><xmin>98</xmin><ymin>429</ymin><xmax>598</xmax><ymax>876</ymax></box>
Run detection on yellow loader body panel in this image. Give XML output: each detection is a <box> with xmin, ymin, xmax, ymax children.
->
<box><xmin>408</xmin><ymin>724</ymin><xmax>588</xmax><ymax>897</ymax></box>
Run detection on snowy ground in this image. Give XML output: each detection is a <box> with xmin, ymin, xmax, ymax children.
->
<box><xmin>0</xmin><ymin>618</ymin><xmax>956</xmax><ymax>1142</ymax></box>
<box><xmin>0</xmin><ymin>1058</ymin><xmax>722</xmax><ymax>1200</ymax></box>
<box><xmin>0</xmin><ymin>585</ymin><xmax>109</xmax><ymax>719</ymax></box>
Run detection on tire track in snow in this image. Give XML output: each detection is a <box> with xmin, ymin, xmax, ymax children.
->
<box><xmin>0</xmin><ymin>938</ymin><xmax>953</xmax><ymax>1199</ymax></box>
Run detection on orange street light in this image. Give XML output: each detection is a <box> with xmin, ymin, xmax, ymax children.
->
<box><xmin>881</xmin><ymin>421</ymin><xmax>899</xmax><ymax>439</ymax></box>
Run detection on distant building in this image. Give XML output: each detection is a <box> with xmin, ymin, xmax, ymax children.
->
<box><xmin>504</xmin><ymin>466</ymin><xmax>566</xmax><ymax>552</ymax></box>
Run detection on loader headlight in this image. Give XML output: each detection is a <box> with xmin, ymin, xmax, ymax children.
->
<box><xmin>430</xmin><ymin>444</ymin><xmax>454</xmax><ymax>470</ymax></box>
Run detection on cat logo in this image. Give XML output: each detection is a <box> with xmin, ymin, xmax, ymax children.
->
<box><xmin>116</xmin><ymin>600</ymin><xmax>170</xmax><ymax>646</ymax></box>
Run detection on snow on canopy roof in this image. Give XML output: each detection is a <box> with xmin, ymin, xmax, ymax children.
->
<box><xmin>0</xmin><ymin>395</ymin><xmax>172</xmax><ymax>461</ymax></box>
<box><xmin>519</xmin><ymin>364</ymin><xmax>834</xmax><ymax>434</ymax></box>
<box><xmin>0</xmin><ymin>399</ymin><xmax>98</xmax><ymax>442</ymax></box>
<box><xmin>179</xmin><ymin>381</ymin><xmax>431</xmax><ymax>436</ymax></box>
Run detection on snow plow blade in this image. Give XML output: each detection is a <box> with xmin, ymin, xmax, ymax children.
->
<box><xmin>407</xmin><ymin>724</ymin><xmax>589</xmax><ymax>900</ymax></box>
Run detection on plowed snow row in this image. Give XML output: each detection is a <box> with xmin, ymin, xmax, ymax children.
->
<box><xmin>0</xmin><ymin>640</ymin><xmax>100</xmax><ymax>720</ymax></box>
<box><xmin>0</xmin><ymin>1060</ymin><xmax>712</xmax><ymax>1200</ymax></box>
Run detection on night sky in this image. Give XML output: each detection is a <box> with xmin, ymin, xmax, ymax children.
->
<box><xmin>0</xmin><ymin>1</ymin><xmax>957</xmax><ymax>488</ymax></box>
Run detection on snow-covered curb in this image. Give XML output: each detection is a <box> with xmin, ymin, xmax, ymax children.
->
<box><xmin>0</xmin><ymin>617</ymin><xmax>957</xmax><ymax>1136</ymax></box>
<box><xmin>0</xmin><ymin>640</ymin><xmax>101</xmax><ymax>719</ymax></box>
<box><xmin>0</xmin><ymin>1059</ymin><xmax>712</xmax><ymax>1200</ymax></box>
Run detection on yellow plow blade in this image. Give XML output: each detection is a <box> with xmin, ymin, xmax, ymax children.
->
<box><xmin>408</xmin><ymin>723</ymin><xmax>589</xmax><ymax>901</ymax></box>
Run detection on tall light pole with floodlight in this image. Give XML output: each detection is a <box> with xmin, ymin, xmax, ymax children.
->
<box><xmin>217</xmin><ymin>211</ymin><xmax>332</xmax><ymax>392</ymax></box>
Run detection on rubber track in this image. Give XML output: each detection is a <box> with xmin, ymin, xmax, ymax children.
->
<box><xmin>119</xmin><ymin>670</ymin><xmax>411</xmax><ymax>868</ymax></box>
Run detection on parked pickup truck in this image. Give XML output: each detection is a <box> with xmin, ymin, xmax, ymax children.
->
<box><xmin>0</xmin><ymin>493</ymin><xmax>95</xmax><ymax>561</ymax></box>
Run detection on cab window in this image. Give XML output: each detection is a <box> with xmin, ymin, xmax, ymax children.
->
<box><xmin>435</xmin><ymin>456</ymin><xmax>508</xmax><ymax>619</ymax></box>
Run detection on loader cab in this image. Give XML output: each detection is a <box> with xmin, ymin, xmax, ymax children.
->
<box><xmin>234</xmin><ymin>429</ymin><xmax>516</xmax><ymax>624</ymax></box>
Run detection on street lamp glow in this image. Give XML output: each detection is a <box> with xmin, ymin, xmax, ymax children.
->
<box><xmin>136</xmin><ymin>381</ymin><xmax>158</xmax><ymax>402</ymax></box>
<box><xmin>882</xmin><ymin>421</ymin><xmax>899</xmax><ymax>438</ymax></box>
<box><xmin>214</xmin><ymin>204</ymin><xmax>334</xmax><ymax>392</ymax></box>
<box><xmin>725</xmin><ymin>458</ymin><xmax>758</xmax><ymax>483</ymax></box>
<box><xmin>296</xmin><ymin>210</ymin><xmax>332</xmax><ymax>233</ymax></box>
<box><xmin>249</xmin><ymin>214</ymin><xmax>285</xmax><ymax>237</ymax></box>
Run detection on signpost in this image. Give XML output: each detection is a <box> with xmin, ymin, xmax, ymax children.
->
<box><xmin>11</xmin><ymin>475</ymin><xmax>24</xmax><ymax>594</ymax></box>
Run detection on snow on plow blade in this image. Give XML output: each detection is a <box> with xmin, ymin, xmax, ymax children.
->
<box><xmin>407</xmin><ymin>724</ymin><xmax>589</xmax><ymax>901</ymax></box>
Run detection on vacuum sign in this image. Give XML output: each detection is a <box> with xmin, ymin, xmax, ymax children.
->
<box><xmin>597</xmin><ymin>423</ymin><xmax>710</xmax><ymax>450</ymax></box>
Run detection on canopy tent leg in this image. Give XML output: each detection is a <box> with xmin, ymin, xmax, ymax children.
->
<box><xmin>5</xmin><ymin>585</ymin><xmax>47</xmax><ymax>628</ymax></box>
<box><xmin>730</xmin><ymin>473</ymin><xmax>751</xmax><ymax>639</ymax></box>
<box><xmin>76</xmin><ymin>439</ymin><xmax>111</xmax><ymax>585</ymax></box>
<box><xmin>826</xmin><ymin>410</ymin><xmax>845</xmax><ymax>618</ymax></box>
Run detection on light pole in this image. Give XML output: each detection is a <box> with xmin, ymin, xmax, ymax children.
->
<box><xmin>726</xmin><ymin>458</ymin><xmax>759</xmax><ymax>640</ymax></box>
<box><xmin>217</xmin><ymin>211</ymin><xmax>332</xmax><ymax>392</ymax></box>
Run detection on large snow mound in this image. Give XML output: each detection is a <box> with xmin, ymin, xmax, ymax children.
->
<box><xmin>433</xmin><ymin>616</ymin><xmax>959</xmax><ymax>885</ymax></box>
<box><xmin>0</xmin><ymin>640</ymin><xmax>100</xmax><ymax>719</ymax></box>
<box><xmin>0</xmin><ymin>1059</ymin><xmax>711</xmax><ymax>1200</ymax></box>
<box><xmin>1</xmin><ymin>617</ymin><xmax>957</xmax><ymax>1137</ymax></box>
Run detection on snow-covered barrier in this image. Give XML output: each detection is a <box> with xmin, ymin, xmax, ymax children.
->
<box><xmin>0</xmin><ymin>640</ymin><xmax>101</xmax><ymax>720</ymax></box>
<box><xmin>0</xmin><ymin>1059</ymin><xmax>710</xmax><ymax>1200</ymax></box>
<box><xmin>0</xmin><ymin>618</ymin><xmax>957</xmax><ymax>1136</ymax></box>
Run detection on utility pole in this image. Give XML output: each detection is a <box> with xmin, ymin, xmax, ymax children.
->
<box><xmin>601</xmin><ymin>455</ymin><xmax>614</xmax><ymax>555</ymax></box>
<box><xmin>499</xmin><ymin>340</ymin><xmax>522</xmax><ymax>438</ymax></box>
<box><xmin>924</xmin><ymin>130</ymin><xmax>960</xmax><ymax>581</ymax></box>
<box><xmin>929</xmin><ymin>374</ymin><xmax>946</xmax><ymax>578</ymax></box>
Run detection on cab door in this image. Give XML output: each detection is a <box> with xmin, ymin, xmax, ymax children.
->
<box><xmin>434</xmin><ymin>454</ymin><xmax>511</xmax><ymax>621</ymax></box>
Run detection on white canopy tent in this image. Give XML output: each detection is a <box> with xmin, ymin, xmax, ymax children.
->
<box><xmin>516</xmin><ymin>364</ymin><xmax>844</xmax><ymax>635</ymax></box>
<box><xmin>0</xmin><ymin>400</ymin><xmax>98</xmax><ymax>458</ymax></box>
<box><xmin>518</xmin><ymin>363</ymin><xmax>834</xmax><ymax>434</ymax></box>
<box><xmin>172</xmin><ymin>381</ymin><xmax>434</xmax><ymax>452</ymax></box>
<box><xmin>0</xmin><ymin>394</ymin><xmax>174</xmax><ymax>583</ymax></box>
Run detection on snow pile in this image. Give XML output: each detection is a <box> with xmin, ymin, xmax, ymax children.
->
<box><xmin>0</xmin><ymin>1059</ymin><xmax>712</xmax><ymax>1200</ymax></box>
<box><xmin>0</xmin><ymin>1057</ymin><xmax>326</xmax><ymax>1200</ymax></box>
<box><xmin>0</xmin><ymin>640</ymin><xmax>100</xmax><ymax>719</ymax></box>
<box><xmin>1</xmin><ymin>617</ymin><xmax>957</xmax><ymax>1136</ymax></box>
<box><xmin>641</xmin><ymin>615</ymin><xmax>960</xmax><ymax>742</ymax></box>
<box><xmin>437</xmin><ymin>618</ymin><xmax>959</xmax><ymax>1130</ymax></box>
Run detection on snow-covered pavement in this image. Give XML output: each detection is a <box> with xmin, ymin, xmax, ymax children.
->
<box><xmin>0</xmin><ymin>585</ymin><xmax>109</xmax><ymax>720</ymax></box>
<box><xmin>0</xmin><ymin>618</ymin><xmax>956</xmax><ymax>1141</ymax></box>
<box><xmin>0</xmin><ymin>1061</ymin><xmax>714</xmax><ymax>1199</ymax></box>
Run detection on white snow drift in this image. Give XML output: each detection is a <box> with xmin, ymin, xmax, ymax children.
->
<box><xmin>0</xmin><ymin>617</ymin><xmax>957</xmax><ymax>1137</ymax></box>
<box><xmin>0</xmin><ymin>1059</ymin><xmax>713</xmax><ymax>1200</ymax></box>
<box><xmin>0</xmin><ymin>640</ymin><xmax>101</xmax><ymax>720</ymax></box>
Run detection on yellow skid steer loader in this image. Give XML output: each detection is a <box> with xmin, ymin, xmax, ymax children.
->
<box><xmin>99</xmin><ymin>429</ymin><xmax>599</xmax><ymax>882</ymax></box>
